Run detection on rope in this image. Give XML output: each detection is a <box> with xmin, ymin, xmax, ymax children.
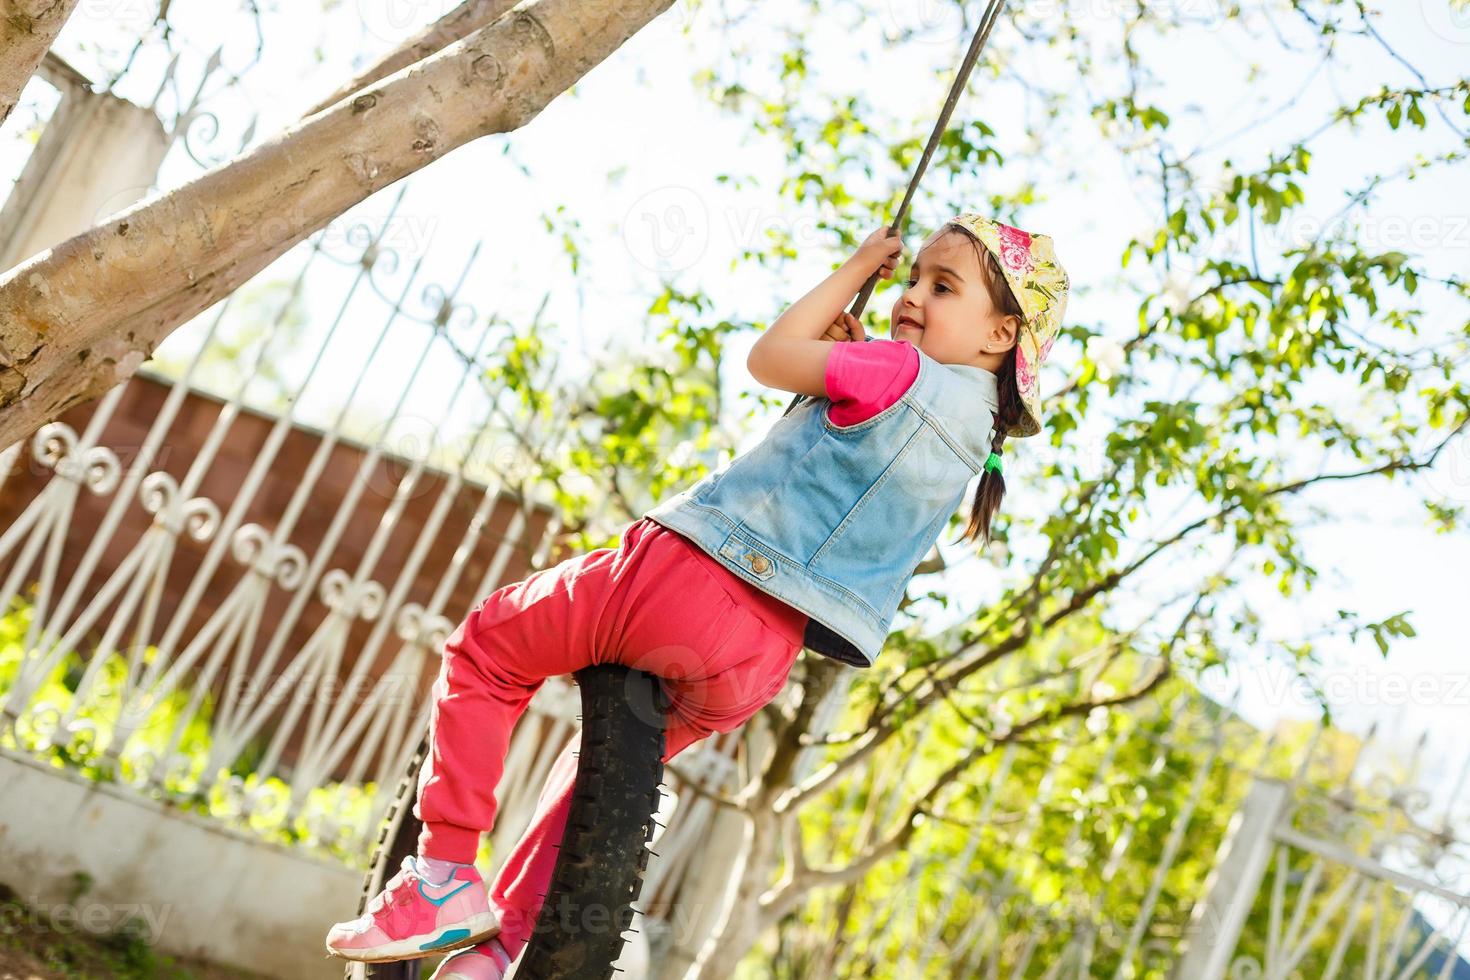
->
<box><xmin>780</xmin><ymin>0</ymin><xmax>1010</xmax><ymax>419</ymax></box>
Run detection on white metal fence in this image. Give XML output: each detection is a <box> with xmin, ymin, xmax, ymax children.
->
<box><xmin>1</xmin><ymin>190</ymin><xmax>563</xmax><ymax>856</ymax></box>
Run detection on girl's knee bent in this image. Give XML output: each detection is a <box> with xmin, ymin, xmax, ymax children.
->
<box><xmin>443</xmin><ymin>612</ymin><xmax>545</xmax><ymax>699</ymax></box>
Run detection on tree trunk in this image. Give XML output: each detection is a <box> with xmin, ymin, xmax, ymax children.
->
<box><xmin>0</xmin><ymin>0</ymin><xmax>81</xmax><ymax>127</ymax></box>
<box><xmin>678</xmin><ymin>659</ymin><xmax>846</xmax><ymax>978</ymax></box>
<box><xmin>683</xmin><ymin>810</ymin><xmax>783</xmax><ymax>980</ymax></box>
<box><xmin>0</xmin><ymin>0</ymin><xmax>676</xmax><ymax>448</ymax></box>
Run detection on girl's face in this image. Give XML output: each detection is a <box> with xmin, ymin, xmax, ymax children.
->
<box><xmin>889</xmin><ymin>230</ymin><xmax>1021</xmax><ymax>372</ymax></box>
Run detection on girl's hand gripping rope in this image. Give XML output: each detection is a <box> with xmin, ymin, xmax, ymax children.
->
<box><xmin>852</xmin><ymin>226</ymin><xmax>905</xmax><ymax>281</ymax></box>
<box><xmin>821</xmin><ymin>311</ymin><xmax>865</xmax><ymax>343</ymax></box>
<box><xmin>819</xmin><ymin>227</ymin><xmax>901</xmax><ymax>344</ymax></box>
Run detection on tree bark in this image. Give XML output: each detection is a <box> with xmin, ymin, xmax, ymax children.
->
<box><xmin>0</xmin><ymin>0</ymin><xmax>676</xmax><ymax>448</ymax></box>
<box><xmin>0</xmin><ymin>0</ymin><xmax>82</xmax><ymax>127</ymax></box>
<box><xmin>683</xmin><ymin>810</ymin><xmax>782</xmax><ymax>980</ymax></box>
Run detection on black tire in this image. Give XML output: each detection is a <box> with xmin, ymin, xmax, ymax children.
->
<box><xmin>346</xmin><ymin>663</ymin><xmax>669</xmax><ymax>980</ymax></box>
<box><xmin>515</xmin><ymin>664</ymin><xmax>669</xmax><ymax>980</ymax></box>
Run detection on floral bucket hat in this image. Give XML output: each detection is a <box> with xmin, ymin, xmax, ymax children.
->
<box><xmin>944</xmin><ymin>212</ymin><xmax>1070</xmax><ymax>439</ymax></box>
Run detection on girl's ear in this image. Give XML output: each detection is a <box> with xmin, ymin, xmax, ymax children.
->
<box><xmin>1002</xmin><ymin>314</ymin><xmax>1022</xmax><ymax>345</ymax></box>
<box><xmin>983</xmin><ymin>313</ymin><xmax>1021</xmax><ymax>351</ymax></box>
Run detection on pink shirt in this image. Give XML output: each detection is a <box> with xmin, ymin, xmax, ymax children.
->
<box><xmin>823</xmin><ymin>339</ymin><xmax>921</xmax><ymax>426</ymax></box>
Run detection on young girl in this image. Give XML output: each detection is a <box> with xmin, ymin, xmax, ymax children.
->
<box><xmin>324</xmin><ymin>212</ymin><xmax>1069</xmax><ymax>978</ymax></box>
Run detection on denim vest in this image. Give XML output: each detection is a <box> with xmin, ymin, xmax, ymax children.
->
<box><xmin>643</xmin><ymin>346</ymin><xmax>1000</xmax><ymax>669</ymax></box>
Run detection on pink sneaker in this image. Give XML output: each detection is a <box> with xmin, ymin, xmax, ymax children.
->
<box><xmin>429</xmin><ymin>936</ymin><xmax>514</xmax><ymax>979</ymax></box>
<box><xmin>325</xmin><ymin>856</ymin><xmax>500</xmax><ymax>962</ymax></box>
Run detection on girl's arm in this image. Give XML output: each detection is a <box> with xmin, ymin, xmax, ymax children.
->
<box><xmin>747</xmin><ymin>228</ymin><xmax>904</xmax><ymax>398</ymax></box>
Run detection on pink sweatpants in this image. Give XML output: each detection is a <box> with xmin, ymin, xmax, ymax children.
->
<box><xmin>413</xmin><ymin>515</ymin><xmax>807</xmax><ymax>952</ymax></box>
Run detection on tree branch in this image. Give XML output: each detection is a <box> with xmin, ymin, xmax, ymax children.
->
<box><xmin>0</xmin><ymin>0</ymin><xmax>81</xmax><ymax>128</ymax></box>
